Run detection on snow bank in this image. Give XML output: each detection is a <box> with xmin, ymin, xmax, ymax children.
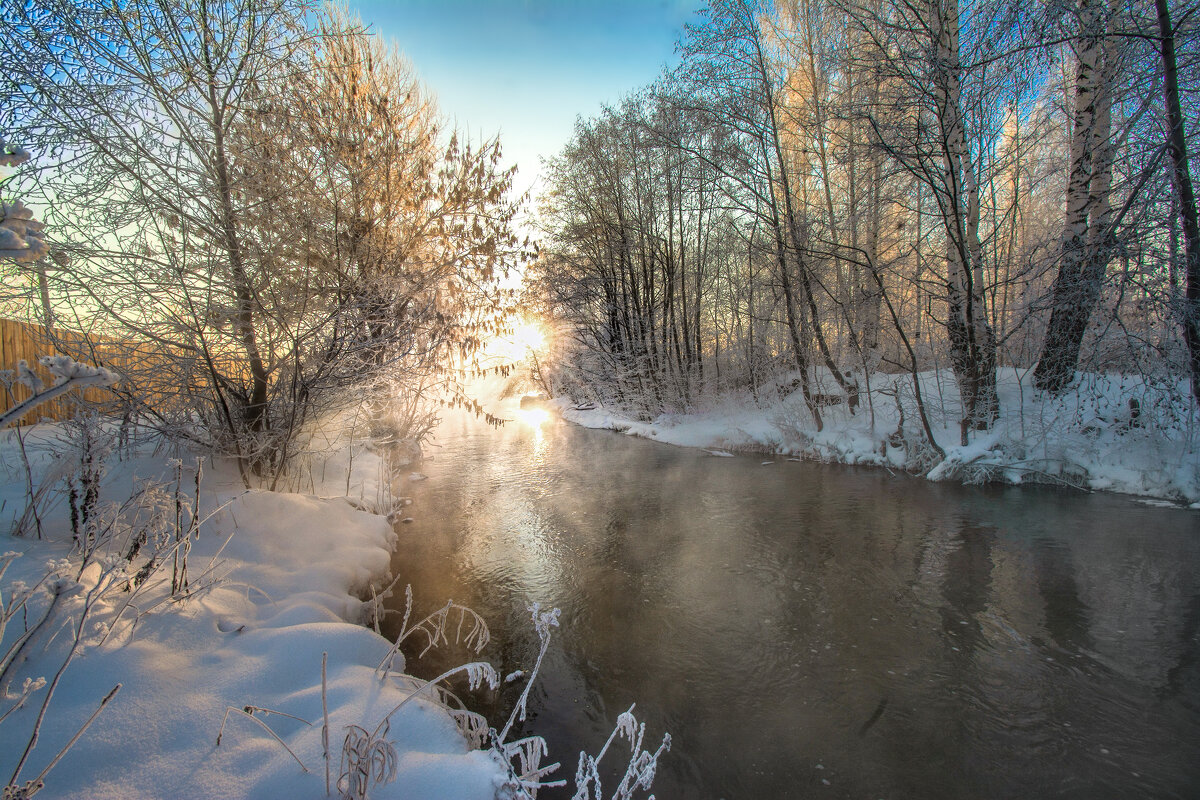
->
<box><xmin>561</xmin><ymin>368</ymin><xmax>1200</xmax><ymax>505</ymax></box>
<box><xmin>0</xmin><ymin>425</ymin><xmax>506</xmax><ymax>799</ymax></box>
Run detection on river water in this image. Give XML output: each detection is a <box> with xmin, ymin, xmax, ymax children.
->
<box><xmin>387</xmin><ymin>405</ymin><xmax>1200</xmax><ymax>799</ymax></box>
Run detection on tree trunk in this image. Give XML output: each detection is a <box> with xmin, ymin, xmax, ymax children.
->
<box><xmin>208</xmin><ymin>70</ymin><xmax>270</xmax><ymax>446</ymax></box>
<box><xmin>1156</xmin><ymin>0</ymin><xmax>1200</xmax><ymax>402</ymax></box>
<box><xmin>933</xmin><ymin>0</ymin><xmax>999</xmax><ymax>436</ymax></box>
<box><xmin>1033</xmin><ymin>0</ymin><xmax>1118</xmax><ymax>393</ymax></box>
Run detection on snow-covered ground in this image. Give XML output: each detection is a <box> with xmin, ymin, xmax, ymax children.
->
<box><xmin>5</xmin><ymin>363</ymin><xmax>1190</xmax><ymax>799</ymax></box>
<box><xmin>560</xmin><ymin>367</ymin><xmax>1200</xmax><ymax>507</ymax></box>
<box><xmin>0</xmin><ymin>421</ymin><xmax>508</xmax><ymax>799</ymax></box>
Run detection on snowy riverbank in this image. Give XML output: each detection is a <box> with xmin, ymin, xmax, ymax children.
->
<box><xmin>0</xmin><ymin>423</ymin><xmax>505</xmax><ymax>799</ymax></box>
<box><xmin>560</xmin><ymin>367</ymin><xmax>1200</xmax><ymax>507</ymax></box>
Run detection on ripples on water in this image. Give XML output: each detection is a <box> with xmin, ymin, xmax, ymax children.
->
<box><xmin>386</xmin><ymin>408</ymin><xmax>1200</xmax><ymax>799</ymax></box>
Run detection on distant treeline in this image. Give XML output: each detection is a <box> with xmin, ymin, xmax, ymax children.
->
<box><xmin>533</xmin><ymin>0</ymin><xmax>1199</xmax><ymax>441</ymax></box>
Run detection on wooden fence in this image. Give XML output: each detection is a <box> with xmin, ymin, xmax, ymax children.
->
<box><xmin>0</xmin><ymin>318</ymin><xmax>123</xmax><ymax>425</ymax></box>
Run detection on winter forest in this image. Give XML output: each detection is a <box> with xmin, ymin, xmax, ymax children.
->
<box><xmin>534</xmin><ymin>0</ymin><xmax>1200</xmax><ymax>474</ymax></box>
<box><xmin>3</xmin><ymin>0</ymin><xmax>528</xmax><ymax>486</ymax></box>
<box><xmin>2</xmin><ymin>0</ymin><xmax>1200</xmax><ymax>798</ymax></box>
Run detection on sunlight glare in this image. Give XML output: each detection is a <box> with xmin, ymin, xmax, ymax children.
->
<box><xmin>490</xmin><ymin>318</ymin><xmax>547</xmax><ymax>361</ymax></box>
<box><xmin>513</xmin><ymin>407</ymin><xmax>550</xmax><ymax>428</ymax></box>
<box><xmin>512</xmin><ymin>320</ymin><xmax>545</xmax><ymax>352</ymax></box>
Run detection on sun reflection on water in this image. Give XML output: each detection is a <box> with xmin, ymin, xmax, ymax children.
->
<box><xmin>512</xmin><ymin>407</ymin><xmax>550</xmax><ymax>456</ymax></box>
<box><xmin>512</xmin><ymin>407</ymin><xmax>550</xmax><ymax>429</ymax></box>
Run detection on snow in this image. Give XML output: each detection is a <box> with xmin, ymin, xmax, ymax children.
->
<box><xmin>0</xmin><ymin>199</ymin><xmax>48</xmax><ymax>263</ymax></box>
<box><xmin>0</xmin><ymin>423</ymin><xmax>508</xmax><ymax>799</ymax></box>
<box><xmin>560</xmin><ymin>367</ymin><xmax>1200</xmax><ymax>505</ymax></box>
<box><xmin>4</xmin><ymin>361</ymin><xmax>1193</xmax><ymax>797</ymax></box>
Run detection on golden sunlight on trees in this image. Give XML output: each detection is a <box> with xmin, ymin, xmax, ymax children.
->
<box><xmin>488</xmin><ymin>319</ymin><xmax>547</xmax><ymax>363</ymax></box>
<box><xmin>0</xmin><ymin>0</ymin><xmax>525</xmax><ymax>484</ymax></box>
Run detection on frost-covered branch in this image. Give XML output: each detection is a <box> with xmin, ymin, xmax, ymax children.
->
<box><xmin>375</xmin><ymin>587</ymin><xmax>491</xmax><ymax>676</ymax></box>
<box><xmin>498</xmin><ymin>603</ymin><xmax>559</xmax><ymax>744</ymax></box>
<box><xmin>372</xmin><ymin>661</ymin><xmax>499</xmax><ymax>742</ymax></box>
<box><xmin>572</xmin><ymin>705</ymin><xmax>671</xmax><ymax>800</ymax></box>
<box><xmin>0</xmin><ymin>357</ymin><xmax>118</xmax><ymax>428</ymax></box>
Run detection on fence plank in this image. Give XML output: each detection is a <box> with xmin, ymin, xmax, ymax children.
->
<box><xmin>0</xmin><ymin>318</ymin><xmax>119</xmax><ymax>425</ymax></box>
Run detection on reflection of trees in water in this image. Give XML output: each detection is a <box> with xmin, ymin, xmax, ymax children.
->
<box><xmin>389</xmin><ymin>414</ymin><xmax>1200</xmax><ymax>798</ymax></box>
<box><xmin>939</xmin><ymin>524</ymin><xmax>997</xmax><ymax>656</ymax></box>
<box><xmin>1031</xmin><ymin>538</ymin><xmax>1093</xmax><ymax>652</ymax></box>
<box><xmin>918</xmin><ymin>489</ymin><xmax>1200</xmax><ymax>702</ymax></box>
<box><xmin>1048</xmin><ymin>519</ymin><xmax>1200</xmax><ymax>693</ymax></box>
<box><xmin>1164</xmin><ymin>592</ymin><xmax>1200</xmax><ymax>702</ymax></box>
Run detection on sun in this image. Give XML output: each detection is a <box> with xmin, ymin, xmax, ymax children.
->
<box><xmin>490</xmin><ymin>317</ymin><xmax>547</xmax><ymax>361</ymax></box>
<box><xmin>511</xmin><ymin>320</ymin><xmax>545</xmax><ymax>352</ymax></box>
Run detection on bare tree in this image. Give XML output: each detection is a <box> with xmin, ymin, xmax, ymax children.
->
<box><xmin>5</xmin><ymin>1</ymin><xmax>523</xmax><ymax>481</ymax></box>
<box><xmin>1033</xmin><ymin>0</ymin><xmax>1123</xmax><ymax>393</ymax></box>
<box><xmin>536</xmin><ymin>0</ymin><xmax>1195</xmax><ymax>448</ymax></box>
<box><xmin>7</xmin><ymin>0</ymin><xmax>315</xmax><ymax>478</ymax></box>
<box><xmin>1153</xmin><ymin>0</ymin><xmax>1200</xmax><ymax>402</ymax></box>
<box><xmin>842</xmin><ymin>0</ymin><xmax>1003</xmax><ymax>438</ymax></box>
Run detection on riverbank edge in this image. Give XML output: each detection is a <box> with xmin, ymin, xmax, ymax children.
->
<box><xmin>555</xmin><ymin>370</ymin><xmax>1200</xmax><ymax>509</ymax></box>
<box><xmin>0</xmin><ymin>421</ymin><xmax>506</xmax><ymax>799</ymax></box>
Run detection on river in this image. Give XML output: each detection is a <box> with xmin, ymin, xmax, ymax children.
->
<box><xmin>387</xmin><ymin>403</ymin><xmax>1200</xmax><ymax>799</ymax></box>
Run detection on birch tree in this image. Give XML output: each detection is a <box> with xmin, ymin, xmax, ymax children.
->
<box><xmin>1153</xmin><ymin>0</ymin><xmax>1200</xmax><ymax>402</ymax></box>
<box><xmin>1033</xmin><ymin>0</ymin><xmax>1122</xmax><ymax>393</ymax></box>
<box><xmin>930</xmin><ymin>0</ymin><xmax>1000</xmax><ymax>435</ymax></box>
<box><xmin>843</xmin><ymin>0</ymin><xmax>1002</xmax><ymax>437</ymax></box>
<box><xmin>674</xmin><ymin>0</ymin><xmax>862</xmax><ymax>427</ymax></box>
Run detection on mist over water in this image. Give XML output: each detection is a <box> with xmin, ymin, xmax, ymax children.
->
<box><xmin>387</xmin><ymin>405</ymin><xmax>1200</xmax><ymax>799</ymax></box>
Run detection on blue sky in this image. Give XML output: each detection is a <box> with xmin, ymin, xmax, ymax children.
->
<box><xmin>348</xmin><ymin>0</ymin><xmax>706</xmax><ymax>198</ymax></box>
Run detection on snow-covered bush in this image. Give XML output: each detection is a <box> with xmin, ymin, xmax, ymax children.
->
<box><xmin>6</xmin><ymin>1</ymin><xmax>525</xmax><ymax>485</ymax></box>
<box><xmin>0</xmin><ymin>142</ymin><xmax>46</xmax><ymax>266</ymax></box>
<box><xmin>0</xmin><ymin>414</ymin><xmax>221</xmax><ymax>797</ymax></box>
<box><xmin>1</xmin><ymin>357</ymin><xmax>120</xmax><ymax>542</ymax></box>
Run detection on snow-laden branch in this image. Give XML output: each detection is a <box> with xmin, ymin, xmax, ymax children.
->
<box><xmin>0</xmin><ymin>141</ymin><xmax>31</xmax><ymax>168</ymax></box>
<box><xmin>0</xmin><ymin>142</ymin><xmax>47</xmax><ymax>265</ymax></box>
<box><xmin>0</xmin><ymin>200</ymin><xmax>47</xmax><ymax>265</ymax></box>
<box><xmin>0</xmin><ymin>356</ymin><xmax>119</xmax><ymax>428</ymax></box>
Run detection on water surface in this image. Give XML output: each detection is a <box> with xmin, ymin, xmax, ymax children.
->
<box><xmin>388</xmin><ymin>406</ymin><xmax>1200</xmax><ymax>799</ymax></box>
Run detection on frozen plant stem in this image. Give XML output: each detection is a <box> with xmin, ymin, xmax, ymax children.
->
<box><xmin>215</xmin><ymin>706</ymin><xmax>312</xmax><ymax>773</ymax></box>
<box><xmin>372</xmin><ymin>662</ymin><xmax>498</xmax><ymax>740</ymax></box>
<box><xmin>8</xmin><ymin>579</ymin><xmax>106</xmax><ymax>787</ymax></box>
<box><xmin>27</xmin><ymin>684</ymin><xmax>121</xmax><ymax>789</ymax></box>
<box><xmin>0</xmin><ymin>571</ymin><xmax>57</xmax><ymax>690</ymax></box>
<box><xmin>322</xmin><ymin>652</ymin><xmax>330</xmax><ymax>796</ymax></box>
<box><xmin>11</xmin><ymin>422</ymin><xmax>43</xmax><ymax>539</ymax></box>
<box><xmin>498</xmin><ymin>604</ymin><xmax>559</xmax><ymax>744</ymax></box>
<box><xmin>375</xmin><ymin>588</ymin><xmax>489</xmax><ymax>676</ymax></box>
